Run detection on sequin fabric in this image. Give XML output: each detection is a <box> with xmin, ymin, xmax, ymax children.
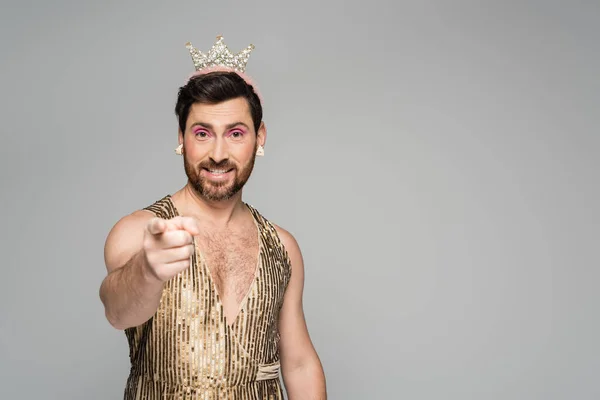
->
<box><xmin>123</xmin><ymin>195</ymin><xmax>291</xmax><ymax>399</ymax></box>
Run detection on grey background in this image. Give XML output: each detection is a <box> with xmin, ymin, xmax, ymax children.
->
<box><xmin>0</xmin><ymin>0</ymin><xmax>598</xmax><ymax>399</ymax></box>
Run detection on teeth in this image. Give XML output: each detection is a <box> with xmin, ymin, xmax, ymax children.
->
<box><xmin>209</xmin><ymin>169</ymin><xmax>228</xmax><ymax>174</ymax></box>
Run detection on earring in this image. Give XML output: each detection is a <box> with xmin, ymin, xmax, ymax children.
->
<box><xmin>175</xmin><ymin>144</ymin><xmax>183</xmax><ymax>155</ymax></box>
<box><xmin>256</xmin><ymin>145</ymin><xmax>264</xmax><ymax>156</ymax></box>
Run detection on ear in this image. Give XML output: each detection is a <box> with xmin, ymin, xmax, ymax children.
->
<box><xmin>178</xmin><ymin>129</ymin><xmax>184</xmax><ymax>145</ymax></box>
<box><xmin>257</xmin><ymin>121</ymin><xmax>267</xmax><ymax>148</ymax></box>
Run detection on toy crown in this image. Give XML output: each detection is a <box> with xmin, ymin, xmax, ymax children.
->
<box><xmin>185</xmin><ymin>35</ymin><xmax>255</xmax><ymax>73</ymax></box>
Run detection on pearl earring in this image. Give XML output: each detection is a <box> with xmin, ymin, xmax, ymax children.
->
<box><xmin>175</xmin><ymin>144</ymin><xmax>183</xmax><ymax>155</ymax></box>
<box><xmin>256</xmin><ymin>145</ymin><xmax>264</xmax><ymax>156</ymax></box>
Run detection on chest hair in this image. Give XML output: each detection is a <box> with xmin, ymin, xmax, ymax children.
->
<box><xmin>200</xmin><ymin>225</ymin><xmax>259</xmax><ymax>304</ymax></box>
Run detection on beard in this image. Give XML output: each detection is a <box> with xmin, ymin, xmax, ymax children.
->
<box><xmin>183</xmin><ymin>146</ymin><xmax>257</xmax><ymax>202</ymax></box>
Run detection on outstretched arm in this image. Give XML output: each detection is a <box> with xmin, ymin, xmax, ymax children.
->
<box><xmin>275</xmin><ymin>225</ymin><xmax>327</xmax><ymax>399</ymax></box>
<box><xmin>100</xmin><ymin>211</ymin><xmax>199</xmax><ymax>330</ymax></box>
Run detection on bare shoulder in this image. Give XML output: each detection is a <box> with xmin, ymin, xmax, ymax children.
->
<box><xmin>103</xmin><ymin>209</ymin><xmax>156</xmax><ymax>274</ymax></box>
<box><xmin>272</xmin><ymin>223</ymin><xmax>297</xmax><ymax>249</ymax></box>
<box><xmin>272</xmin><ymin>223</ymin><xmax>303</xmax><ymax>263</ymax></box>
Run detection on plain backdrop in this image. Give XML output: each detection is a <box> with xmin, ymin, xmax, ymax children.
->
<box><xmin>0</xmin><ymin>1</ymin><xmax>598</xmax><ymax>399</ymax></box>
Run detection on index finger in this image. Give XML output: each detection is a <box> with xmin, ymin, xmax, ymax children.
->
<box><xmin>165</xmin><ymin>216</ymin><xmax>201</xmax><ymax>235</ymax></box>
<box><xmin>181</xmin><ymin>217</ymin><xmax>201</xmax><ymax>236</ymax></box>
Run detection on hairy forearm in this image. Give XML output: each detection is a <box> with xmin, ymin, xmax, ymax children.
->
<box><xmin>283</xmin><ymin>360</ymin><xmax>327</xmax><ymax>400</ymax></box>
<box><xmin>99</xmin><ymin>250</ymin><xmax>165</xmax><ymax>330</ymax></box>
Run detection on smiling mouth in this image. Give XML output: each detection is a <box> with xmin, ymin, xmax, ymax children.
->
<box><xmin>203</xmin><ymin>168</ymin><xmax>234</xmax><ymax>175</ymax></box>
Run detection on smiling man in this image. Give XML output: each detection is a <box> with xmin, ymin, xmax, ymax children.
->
<box><xmin>99</xmin><ymin>36</ymin><xmax>326</xmax><ymax>399</ymax></box>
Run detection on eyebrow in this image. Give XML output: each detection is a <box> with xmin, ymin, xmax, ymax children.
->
<box><xmin>189</xmin><ymin>121</ymin><xmax>250</xmax><ymax>131</ymax></box>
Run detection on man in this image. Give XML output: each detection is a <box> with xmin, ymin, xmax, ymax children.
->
<box><xmin>99</xmin><ymin>35</ymin><xmax>327</xmax><ymax>399</ymax></box>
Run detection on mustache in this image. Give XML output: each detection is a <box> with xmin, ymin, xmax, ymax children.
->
<box><xmin>198</xmin><ymin>160</ymin><xmax>236</xmax><ymax>170</ymax></box>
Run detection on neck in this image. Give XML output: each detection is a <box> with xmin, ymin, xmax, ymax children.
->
<box><xmin>173</xmin><ymin>183</ymin><xmax>247</xmax><ymax>226</ymax></box>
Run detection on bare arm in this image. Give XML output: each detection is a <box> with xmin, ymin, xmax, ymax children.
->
<box><xmin>99</xmin><ymin>210</ymin><xmax>164</xmax><ymax>330</ymax></box>
<box><xmin>100</xmin><ymin>211</ymin><xmax>200</xmax><ymax>330</ymax></box>
<box><xmin>276</xmin><ymin>225</ymin><xmax>327</xmax><ymax>399</ymax></box>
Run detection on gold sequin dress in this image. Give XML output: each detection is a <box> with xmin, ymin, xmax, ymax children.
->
<box><xmin>123</xmin><ymin>195</ymin><xmax>291</xmax><ymax>399</ymax></box>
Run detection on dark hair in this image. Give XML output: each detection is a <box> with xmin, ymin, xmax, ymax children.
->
<box><xmin>174</xmin><ymin>71</ymin><xmax>263</xmax><ymax>135</ymax></box>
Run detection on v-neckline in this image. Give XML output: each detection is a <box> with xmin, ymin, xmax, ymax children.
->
<box><xmin>166</xmin><ymin>194</ymin><xmax>262</xmax><ymax>329</ymax></box>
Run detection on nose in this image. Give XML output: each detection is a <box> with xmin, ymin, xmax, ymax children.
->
<box><xmin>209</xmin><ymin>137</ymin><xmax>229</xmax><ymax>164</ymax></box>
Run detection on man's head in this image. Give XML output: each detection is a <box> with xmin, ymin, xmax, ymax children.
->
<box><xmin>174</xmin><ymin>71</ymin><xmax>266</xmax><ymax>202</ymax></box>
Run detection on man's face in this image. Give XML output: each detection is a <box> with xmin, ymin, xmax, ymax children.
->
<box><xmin>180</xmin><ymin>97</ymin><xmax>265</xmax><ymax>202</ymax></box>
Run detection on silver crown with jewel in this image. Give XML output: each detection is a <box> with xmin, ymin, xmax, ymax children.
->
<box><xmin>185</xmin><ymin>35</ymin><xmax>255</xmax><ymax>73</ymax></box>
